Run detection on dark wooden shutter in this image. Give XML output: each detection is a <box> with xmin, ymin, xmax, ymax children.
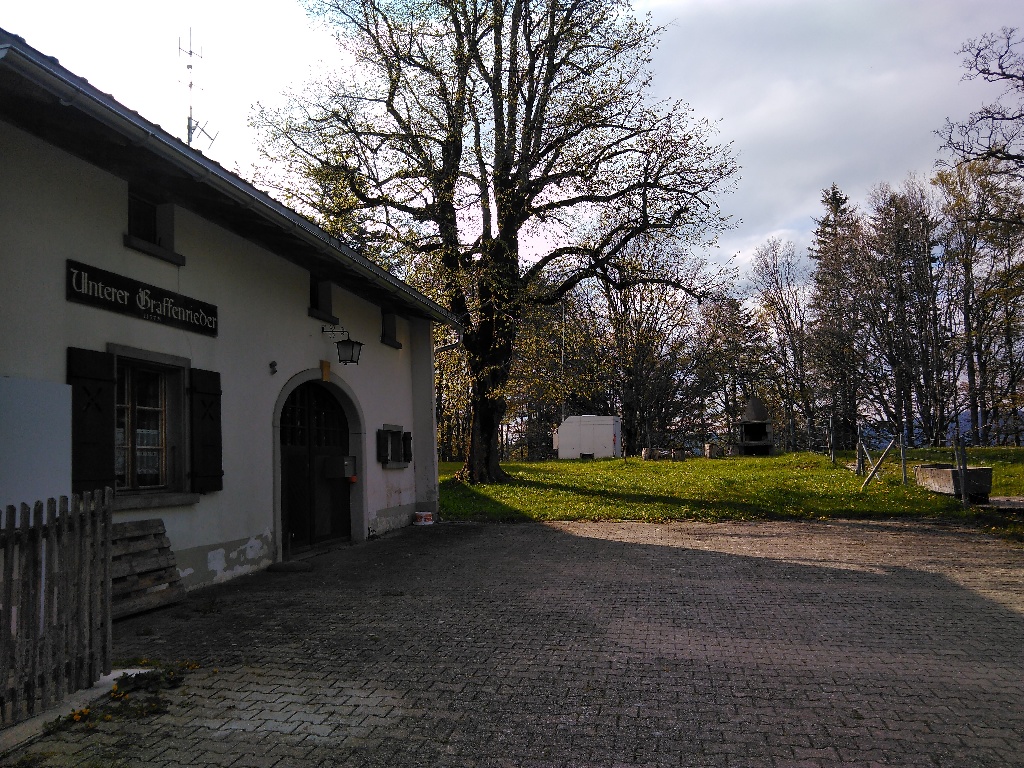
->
<box><xmin>190</xmin><ymin>369</ymin><xmax>223</xmax><ymax>493</ymax></box>
<box><xmin>67</xmin><ymin>347</ymin><xmax>116</xmax><ymax>495</ymax></box>
<box><xmin>376</xmin><ymin>430</ymin><xmax>390</xmax><ymax>464</ymax></box>
<box><xmin>402</xmin><ymin>432</ymin><xmax>413</xmax><ymax>463</ymax></box>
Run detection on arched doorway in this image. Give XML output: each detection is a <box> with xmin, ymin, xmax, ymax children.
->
<box><xmin>280</xmin><ymin>381</ymin><xmax>352</xmax><ymax>557</ymax></box>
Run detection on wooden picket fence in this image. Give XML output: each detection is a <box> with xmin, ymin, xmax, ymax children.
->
<box><xmin>1</xmin><ymin>489</ymin><xmax>113</xmax><ymax>726</ymax></box>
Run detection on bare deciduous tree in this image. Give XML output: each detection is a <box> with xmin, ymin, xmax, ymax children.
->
<box><xmin>256</xmin><ymin>0</ymin><xmax>737</xmax><ymax>481</ymax></box>
<box><xmin>599</xmin><ymin>277</ymin><xmax>696</xmax><ymax>455</ymax></box>
<box><xmin>941</xmin><ymin>27</ymin><xmax>1024</xmax><ymax>179</ymax></box>
<box><xmin>935</xmin><ymin>161</ymin><xmax>1024</xmax><ymax>444</ymax></box>
<box><xmin>751</xmin><ymin>238</ymin><xmax>815</xmax><ymax>450</ymax></box>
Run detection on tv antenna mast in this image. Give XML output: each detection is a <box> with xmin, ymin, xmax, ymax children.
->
<box><xmin>179</xmin><ymin>29</ymin><xmax>218</xmax><ymax>149</ymax></box>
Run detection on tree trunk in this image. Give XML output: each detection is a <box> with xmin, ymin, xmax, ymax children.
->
<box><xmin>1008</xmin><ymin>304</ymin><xmax>1021</xmax><ymax>446</ymax></box>
<box><xmin>457</xmin><ymin>235</ymin><xmax>519</xmax><ymax>484</ymax></box>
<box><xmin>619</xmin><ymin>382</ymin><xmax>641</xmax><ymax>456</ymax></box>
<box><xmin>620</xmin><ymin>412</ymin><xmax>638</xmax><ymax>457</ymax></box>
<box><xmin>978</xmin><ymin>351</ymin><xmax>991</xmax><ymax>445</ymax></box>
<box><xmin>964</xmin><ymin>257</ymin><xmax>981</xmax><ymax>443</ymax></box>
<box><xmin>903</xmin><ymin>379</ymin><xmax>915</xmax><ymax>450</ymax></box>
<box><xmin>462</xmin><ymin>378</ymin><xmax>511</xmax><ymax>483</ymax></box>
<box><xmin>1002</xmin><ymin>243</ymin><xmax>1021</xmax><ymax>446</ymax></box>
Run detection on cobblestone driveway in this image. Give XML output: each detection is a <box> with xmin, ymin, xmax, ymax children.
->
<box><xmin>3</xmin><ymin>520</ymin><xmax>1023</xmax><ymax>767</ymax></box>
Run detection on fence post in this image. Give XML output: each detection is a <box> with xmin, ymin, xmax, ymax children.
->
<box><xmin>89</xmin><ymin>491</ymin><xmax>104</xmax><ymax>682</ymax></box>
<box><xmin>1</xmin><ymin>504</ymin><xmax>16</xmax><ymax>723</ymax></box>
<box><xmin>957</xmin><ymin>437</ymin><xmax>970</xmax><ymax>509</ymax></box>
<box><xmin>27</xmin><ymin>501</ymin><xmax>44</xmax><ymax>716</ymax></box>
<box><xmin>102</xmin><ymin>487</ymin><xmax>113</xmax><ymax>675</ymax></box>
<box><xmin>68</xmin><ymin>494</ymin><xmax>82</xmax><ymax>692</ymax></box>
<box><xmin>78</xmin><ymin>491</ymin><xmax>93</xmax><ymax>690</ymax></box>
<box><xmin>41</xmin><ymin>498</ymin><xmax>57</xmax><ymax>712</ymax></box>
<box><xmin>56</xmin><ymin>495</ymin><xmax>70</xmax><ymax>705</ymax></box>
<box><xmin>14</xmin><ymin>502</ymin><xmax>32</xmax><ymax>720</ymax></box>
<box><xmin>900</xmin><ymin>431</ymin><xmax>908</xmax><ymax>485</ymax></box>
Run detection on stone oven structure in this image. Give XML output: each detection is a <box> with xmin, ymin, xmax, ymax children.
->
<box><xmin>736</xmin><ymin>396</ymin><xmax>773</xmax><ymax>456</ymax></box>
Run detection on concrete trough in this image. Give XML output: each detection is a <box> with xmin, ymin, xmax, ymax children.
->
<box><xmin>914</xmin><ymin>463</ymin><xmax>993</xmax><ymax>503</ymax></box>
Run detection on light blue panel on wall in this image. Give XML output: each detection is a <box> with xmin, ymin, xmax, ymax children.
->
<box><xmin>0</xmin><ymin>376</ymin><xmax>72</xmax><ymax>507</ymax></box>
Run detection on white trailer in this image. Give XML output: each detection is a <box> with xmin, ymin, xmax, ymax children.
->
<box><xmin>555</xmin><ymin>415</ymin><xmax>622</xmax><ymax>459</ymax></box>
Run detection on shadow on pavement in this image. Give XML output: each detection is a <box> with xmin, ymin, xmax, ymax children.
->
<box><xmin>5</xmin><ymin>520</ymin><xmax>1023</xmax><ymax>767</ymax></box>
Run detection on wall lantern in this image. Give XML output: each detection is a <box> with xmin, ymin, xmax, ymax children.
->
<box><xmin>322</xmin><ymin>324</ymin><xmax>364</xmax><ymax>365</ymax></box>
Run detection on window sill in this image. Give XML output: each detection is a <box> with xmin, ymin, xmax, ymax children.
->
<box><xmin>114</xmin><ymin>492</ymin><xmax>201</xmax><ymax>511</ymax></box>
<box><xmin>123</xmin><ymin>234</ymin><xmax>186</xmax><ymax>267</ymax></box>
<box><xmin>382</xmin><ymin>461</ymin><xmax>410</xmax><ymax>470</ymax></box>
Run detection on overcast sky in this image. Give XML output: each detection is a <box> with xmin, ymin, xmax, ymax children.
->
<box><xmin>3</xmin><ymin>0</ymin><xmax>1019</xmax><ymax>273</ymax></box>
<box><xmin>643</xmin><ymin>0</ymin><xmax>1020</xmax><ymax>270</ymax></box>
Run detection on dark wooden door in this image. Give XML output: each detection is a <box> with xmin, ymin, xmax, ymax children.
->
<box><xmin>280</xmin><ymin>382</ymin><xmax>351</xmax><ymax>556</ymax></box>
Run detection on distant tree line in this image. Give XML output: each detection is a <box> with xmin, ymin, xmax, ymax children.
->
<box><xmin>742</xmin><ymin>26</ymin><xmax>1024</xmax><ymax>451</ymax></box>
<box><xmin>750</xmin><ymin>167</ymin><xmax>1023</xmax><ymax>451</ymax></box>
<box><xmin>437</xmin><ymin>26</ymin><xmax>1024</xmax><ymax>459</ymax></box>
<box><xmin>454</xmin><ymin>159</ymin><xmax>1023</xmax><ymax>459</ymax></box>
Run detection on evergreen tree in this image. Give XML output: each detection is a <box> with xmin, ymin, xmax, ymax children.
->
<box><xmin>807</xmin><ymin>184</ymin><xmax>864</xmax><ymax>449</ymax></box>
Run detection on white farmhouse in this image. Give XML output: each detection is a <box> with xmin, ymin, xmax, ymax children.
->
<box><xmin>0</xmin><ymin>29</ymin><xmax>460</xmax><ymax>589</ymax></box>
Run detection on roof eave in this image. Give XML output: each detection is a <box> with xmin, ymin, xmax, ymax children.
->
<box><xmin>0</xmin><ymin>37</ymin><xmax>460</xmax><ymax>330</ymax></box>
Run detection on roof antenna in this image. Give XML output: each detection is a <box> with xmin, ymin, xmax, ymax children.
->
<box><xmin>179</xmin><ymin>29</ymin><xmax>218</xmax><ymax>150</ymax></box>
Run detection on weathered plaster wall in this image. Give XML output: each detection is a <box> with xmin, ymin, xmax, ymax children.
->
<box><xmin>0</xmin><ymin>377</ymin><xmax>72</xmax><ymax>507</ymax></box>
<box><xmin>369</xmin><ymin>503</ymin><xmax>417</xmax><ymax>538</ymax></box>
<box><xmin>173</xmin><ymin>529</ymin><xmax>277</xmax><ymax>589</ymax></box>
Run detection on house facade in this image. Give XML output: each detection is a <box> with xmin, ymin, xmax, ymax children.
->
<box><xmin>0</xmin><ymin>29</ymin><xmax>458</xmax><ymax>589</ymax></box>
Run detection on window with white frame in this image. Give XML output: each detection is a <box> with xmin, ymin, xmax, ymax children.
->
<box><xmin>114</xmin><ymin>355</ymin><xmax>185</xmax><ymax>492</ymax></box>
<box><xmin>116</xmin><ymin>361</ymin><xmax>169</xmax><ymax>490</ymax></box>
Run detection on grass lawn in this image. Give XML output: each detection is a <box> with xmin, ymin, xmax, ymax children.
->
<box><xmin>834</xmin><ymin>445</ymin><xmax>1024</xmax><ymax>498</ymax></box>
<box><xmin>438</xmin><ymin>451</ymin><xmax>1024</xmax><ymax>539</ymax></box>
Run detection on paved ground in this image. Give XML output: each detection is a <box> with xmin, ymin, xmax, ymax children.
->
<box><xmin>2</xmin><ymin>519</ymin><xmax>1023</xmax><ymax>767</ymax></box>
